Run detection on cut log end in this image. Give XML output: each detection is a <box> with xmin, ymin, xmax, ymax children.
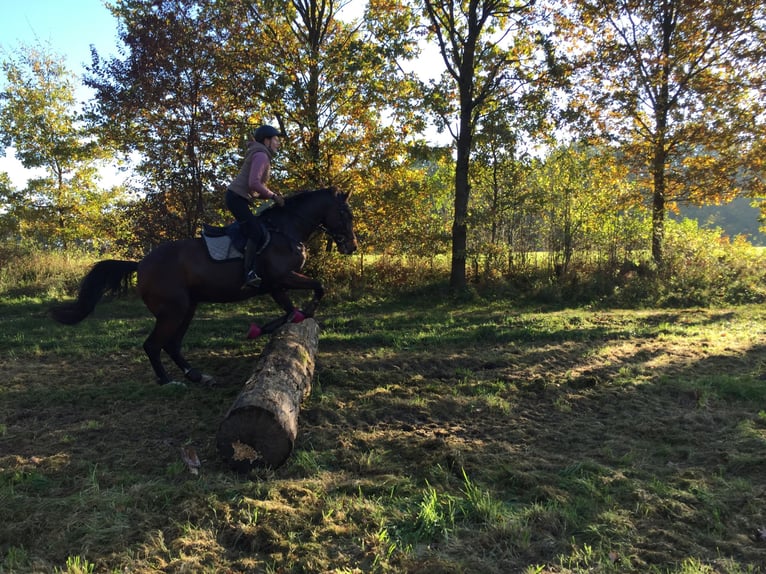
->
<box><xmin>216</xmin><ymin>319</ymin><xmax>319</xmax><ymax>473</ymax></box>
<box><xmin>216</xmin><ymin>406</ymin><xmax>293</xmax><ymax>471</ymax></box>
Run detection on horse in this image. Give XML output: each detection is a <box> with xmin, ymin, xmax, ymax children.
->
<box><xmin>51</xmin><ymin>186</ymin><xmax>357</xmax><ymax>385</ymax></box>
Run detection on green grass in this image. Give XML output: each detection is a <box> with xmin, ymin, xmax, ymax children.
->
<box><xmin>1</xmin><ymin>287</ymin><xmax>766</xmax><ymax>572</ymax></box>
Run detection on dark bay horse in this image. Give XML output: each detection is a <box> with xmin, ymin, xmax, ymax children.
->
<box><xmin>51</xmin><ymin>186</ymin><xmax>357</xmax><ymax>385</ymax></box>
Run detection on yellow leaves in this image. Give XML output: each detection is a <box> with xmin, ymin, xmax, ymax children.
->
<box><xmin>0</xmin><ymin>43</ymin><xmax>124</xmax><ymax>249</ymax></box>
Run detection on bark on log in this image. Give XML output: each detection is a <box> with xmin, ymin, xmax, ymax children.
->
<box><xmin>217</xmin><ymin>319</ymin><xmax>319</xmax><ymax>471</ymax></box>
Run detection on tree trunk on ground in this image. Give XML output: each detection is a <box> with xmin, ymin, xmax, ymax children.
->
<box><xmin>217</xmin><ymin>319</ymin><xmax>319</xmax><ymax>472</ymax></box>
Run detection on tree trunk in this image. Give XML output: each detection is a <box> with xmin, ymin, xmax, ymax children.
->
<box><xmin>217</xmin><ymin>319</ymin><xmax>319</xmax><ymax>472</ymax></box>
<box><xmin>651</xmin><ymin>2</ymin><xmax>674</xmax><ymax>268</ymax></box>
<box><xmin>651</xmin><ymin>156</ymin><xmax>665</xmax><ymax>267</ymax></box>
<box><xmin>451</xmin><ymin>119</ymin><xmax>472</xmax><ymax>291</ymax></box>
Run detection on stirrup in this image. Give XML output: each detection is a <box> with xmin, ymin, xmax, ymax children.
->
<box><xmin>244</xmin><ymin>270</ymin><xmax>261</xmax><ymax>288</ymax></box>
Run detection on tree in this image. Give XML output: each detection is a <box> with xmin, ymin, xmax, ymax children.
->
<box><xmin>0</xmin><ymin>172</ymin><xmax>19</xmax><ymax>239</ymax></box>
<box><xmin>420</xmin><ymin>0</ymin><xmax>543</xmax><ymax>290</ymax></box>
<box><xmin>525</xmin><ymin>144</ymin><xmax>646</xmax><ymax>274</ymax></box>
<box><xmin>229</xmin><ymin>0</ymin><xmax>427</xmax><ymax>258</ymax></box>
<box><xmin>0</xmin><ymin>43</ymin><xmax>114</xmax><ymax>249</ymax></box>
<box><xmin>85</xmin><ymin>0</ymin><xmax>244</xmax><ymax>244</ymax></box>
<box><xmin>359</xmin><ymin>142</ymin><xmax>453</xmax><ymax>258</ymax></box>
<box><xmin>561</xmin><ymin>0</ymin><xmax>766</xmax><ymax>266</ymax></box>
<box><xmin>86</xmin><ymin>0</ymin><xmax>424</xmax><ymax>254</ymax></box>
<box><xmin>241</xmin><ymin>0</ymin><xmax>422</xmax><ymax>190</ymax></box>
<box><xmin>468</xmin><ymin>97</ymin><xmax>551</xmax><ymax>278</ymax></box>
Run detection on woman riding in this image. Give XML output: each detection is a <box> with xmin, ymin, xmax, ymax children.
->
<box><xmin>225</xmin><ymin>125</ymin><xmax>286</xmax><ymax>287</ymax></box>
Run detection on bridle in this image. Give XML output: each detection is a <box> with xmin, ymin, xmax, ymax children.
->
<box><xmin>323</xmin><ymin>201</ymin><xmax>355</xmax><ymax>252</ymax></box>
<box><xmin>281</xmin><ymin>195</ymin><xmax>355</xmax><ymax>252</ymax></box>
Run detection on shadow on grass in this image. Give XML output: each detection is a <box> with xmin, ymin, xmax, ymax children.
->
<box><xmin>1</xmin><ymin>294</ymin><xmax>766</xmax><ymax>572</ymax></box>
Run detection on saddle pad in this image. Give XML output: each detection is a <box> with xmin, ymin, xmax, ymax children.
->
<box><xmin>202</xmin><ymin>233</ymin><xmax>243</xmax><ymax>261</ymax></box>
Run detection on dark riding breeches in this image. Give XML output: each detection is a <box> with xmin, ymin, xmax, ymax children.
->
<box><xmin>225</xmin><ymin>189</ymin><xmax>264</xmax><ymax>244</ymax></box>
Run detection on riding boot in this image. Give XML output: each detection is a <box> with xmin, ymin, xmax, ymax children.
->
<box><xmin>243</xmin><ymin>239</ymin><xmax>261</xmax><ymax>287</ymax></box>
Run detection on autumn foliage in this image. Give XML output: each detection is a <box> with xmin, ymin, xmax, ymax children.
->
<box><xmin>1</xmin><ymin>0</ymin><xmax>764</xmax><ymax>296</ymax></box>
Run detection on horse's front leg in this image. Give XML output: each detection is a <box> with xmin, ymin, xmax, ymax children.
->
<box><xmin>251</xmin><ymin>290</ymin><xmax>297</xmax><ymax>337</ymax></box>
<box><xmin>267</xmin><ymin>271</ymin><xmax>325</xmax><ymax>318</ymax></box>
<box><xmin>279</xmin><ymin>270</ymin><xmax>324</xmax><ymax>317</ymax></box>
<box><xmin>248</xmin><ymin>273</ymin><xmax>324</xmax><ymax>338</ymax></box>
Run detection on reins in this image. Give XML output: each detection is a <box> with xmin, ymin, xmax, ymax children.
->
<box><xmin>271</xmin><ymin>192</ymin><xmax>347</xmax><ymax>246</ymax></box>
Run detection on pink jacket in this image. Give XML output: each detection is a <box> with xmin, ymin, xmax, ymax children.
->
<box><xmin>228</xmin><ymin>142</ymin><xmax>276</xmax><ymax>202</ymax></box>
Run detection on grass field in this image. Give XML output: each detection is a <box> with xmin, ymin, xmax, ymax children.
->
<box><xmin>1</xmin><ymin>287</ymin><xmax>766</xmax><ymax>573</ymax></box>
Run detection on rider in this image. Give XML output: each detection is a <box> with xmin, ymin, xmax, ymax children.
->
<box><xmin>225</xmin><ymin>125</ymin><xmax>286</xmax><ymax>287</ymax></box>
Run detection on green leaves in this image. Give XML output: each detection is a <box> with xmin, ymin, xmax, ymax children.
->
<box><xmin>0</xmin><ymin>43</ymin><xmax>120</xmax><ymax>250</ymax></box>
<box><xmin>559</xmin><ymin>0</ymin><xmax>766</xmax><ymax>263</ymax></box>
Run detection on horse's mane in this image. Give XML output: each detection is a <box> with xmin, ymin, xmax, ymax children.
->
<box><xmin>283</xmin><ymin>186</ymin><xmax>339</xmax><ymax>206</ymax></box>
<box><xmin>258</xmin><ymin>186</ymin><xmax>341</xmax><ymax>222</ymax></box>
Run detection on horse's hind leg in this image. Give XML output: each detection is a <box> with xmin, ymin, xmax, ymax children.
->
<box><xmin>143</xmin><ymin>317</ymin><xmax>176</xmax><ymax>385</ymax></box>
<box><xmin>143</xmin><ymin>300</ymin><xmax>195</xmax><ymax>385</ymax></box>
<box><xmin>162</xmin><ymin>303</ymin><xmax>214</xmax><ymax>385</ymax></box>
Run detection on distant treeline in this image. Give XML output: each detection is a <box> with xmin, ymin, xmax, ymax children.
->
<box><xmin>677</xmin><ymin>198</ymin><xmax>765</xmax><ymax>246</ymax></box>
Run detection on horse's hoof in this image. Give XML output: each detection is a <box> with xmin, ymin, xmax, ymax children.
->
<box><xmin>247</xmin><ymin>323</ymin><xmax>262</xmax><ymax>339</ymax></box>
<box><xmin>184</xmin><ymin>367</ymin><xmax>202</xmax><ymax>383</ymax></box>
<box><xmin>157</xmin><ymin>377</ymin><xmax>180</xmax><ymax>386</ymax></box>
<box><xmin>164</xmin><ymin>380</ymin><xmax>187</xmax><ymax>388</ymax></box>
<box><xmin>200</xmin><ymin>373</ymin><xmax>217</xmax><ymax>386</ymax></box>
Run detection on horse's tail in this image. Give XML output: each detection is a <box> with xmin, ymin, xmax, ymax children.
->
<box><xmin>50</xmin><ymin>259</ymin><xmax>139</xmax><ymax>325</ymax></box>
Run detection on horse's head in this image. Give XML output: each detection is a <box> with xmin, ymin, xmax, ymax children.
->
<box><xmin>323</xmin><ymin>187</ymin><xmax>358</xmax><ymax>255</ymax></box>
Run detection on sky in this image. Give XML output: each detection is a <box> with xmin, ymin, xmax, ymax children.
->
<box><xmin>0</xmin><ymin>0</ymin><xmax>121</xmax><ymax>186</ymax></box>
<box><xmin>0</xmin><ymin>0</ymin><xmax>119</xmax><ymax>70</ymax></box>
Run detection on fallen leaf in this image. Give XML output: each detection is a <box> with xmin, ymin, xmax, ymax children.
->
<box><xmin>231</xmin><ymin>440</ymin><xmax>263</xmax><ymax>463</ymax></box>
<box><xmin>180</xmin><ymin>445</ymin><xmax>201</xmax><ymax>475</ymax></box>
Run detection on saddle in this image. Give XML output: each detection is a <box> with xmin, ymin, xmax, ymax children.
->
<box><xmin>201</xmin><ymin>221</ymin><xmax>270</xmax><ymax>262</ymax></box>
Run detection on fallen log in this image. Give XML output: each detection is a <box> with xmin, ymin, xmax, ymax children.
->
<box><xmin>217</xmin><ymin>318</ymin><xmax>319</xmax><ymax>472</ymax></box>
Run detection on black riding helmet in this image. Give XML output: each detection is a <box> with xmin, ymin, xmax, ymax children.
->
<box><xmin>253</xmin><ymin>125</ymin><xmax>284</xmax><ymax>143</ymax></box>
